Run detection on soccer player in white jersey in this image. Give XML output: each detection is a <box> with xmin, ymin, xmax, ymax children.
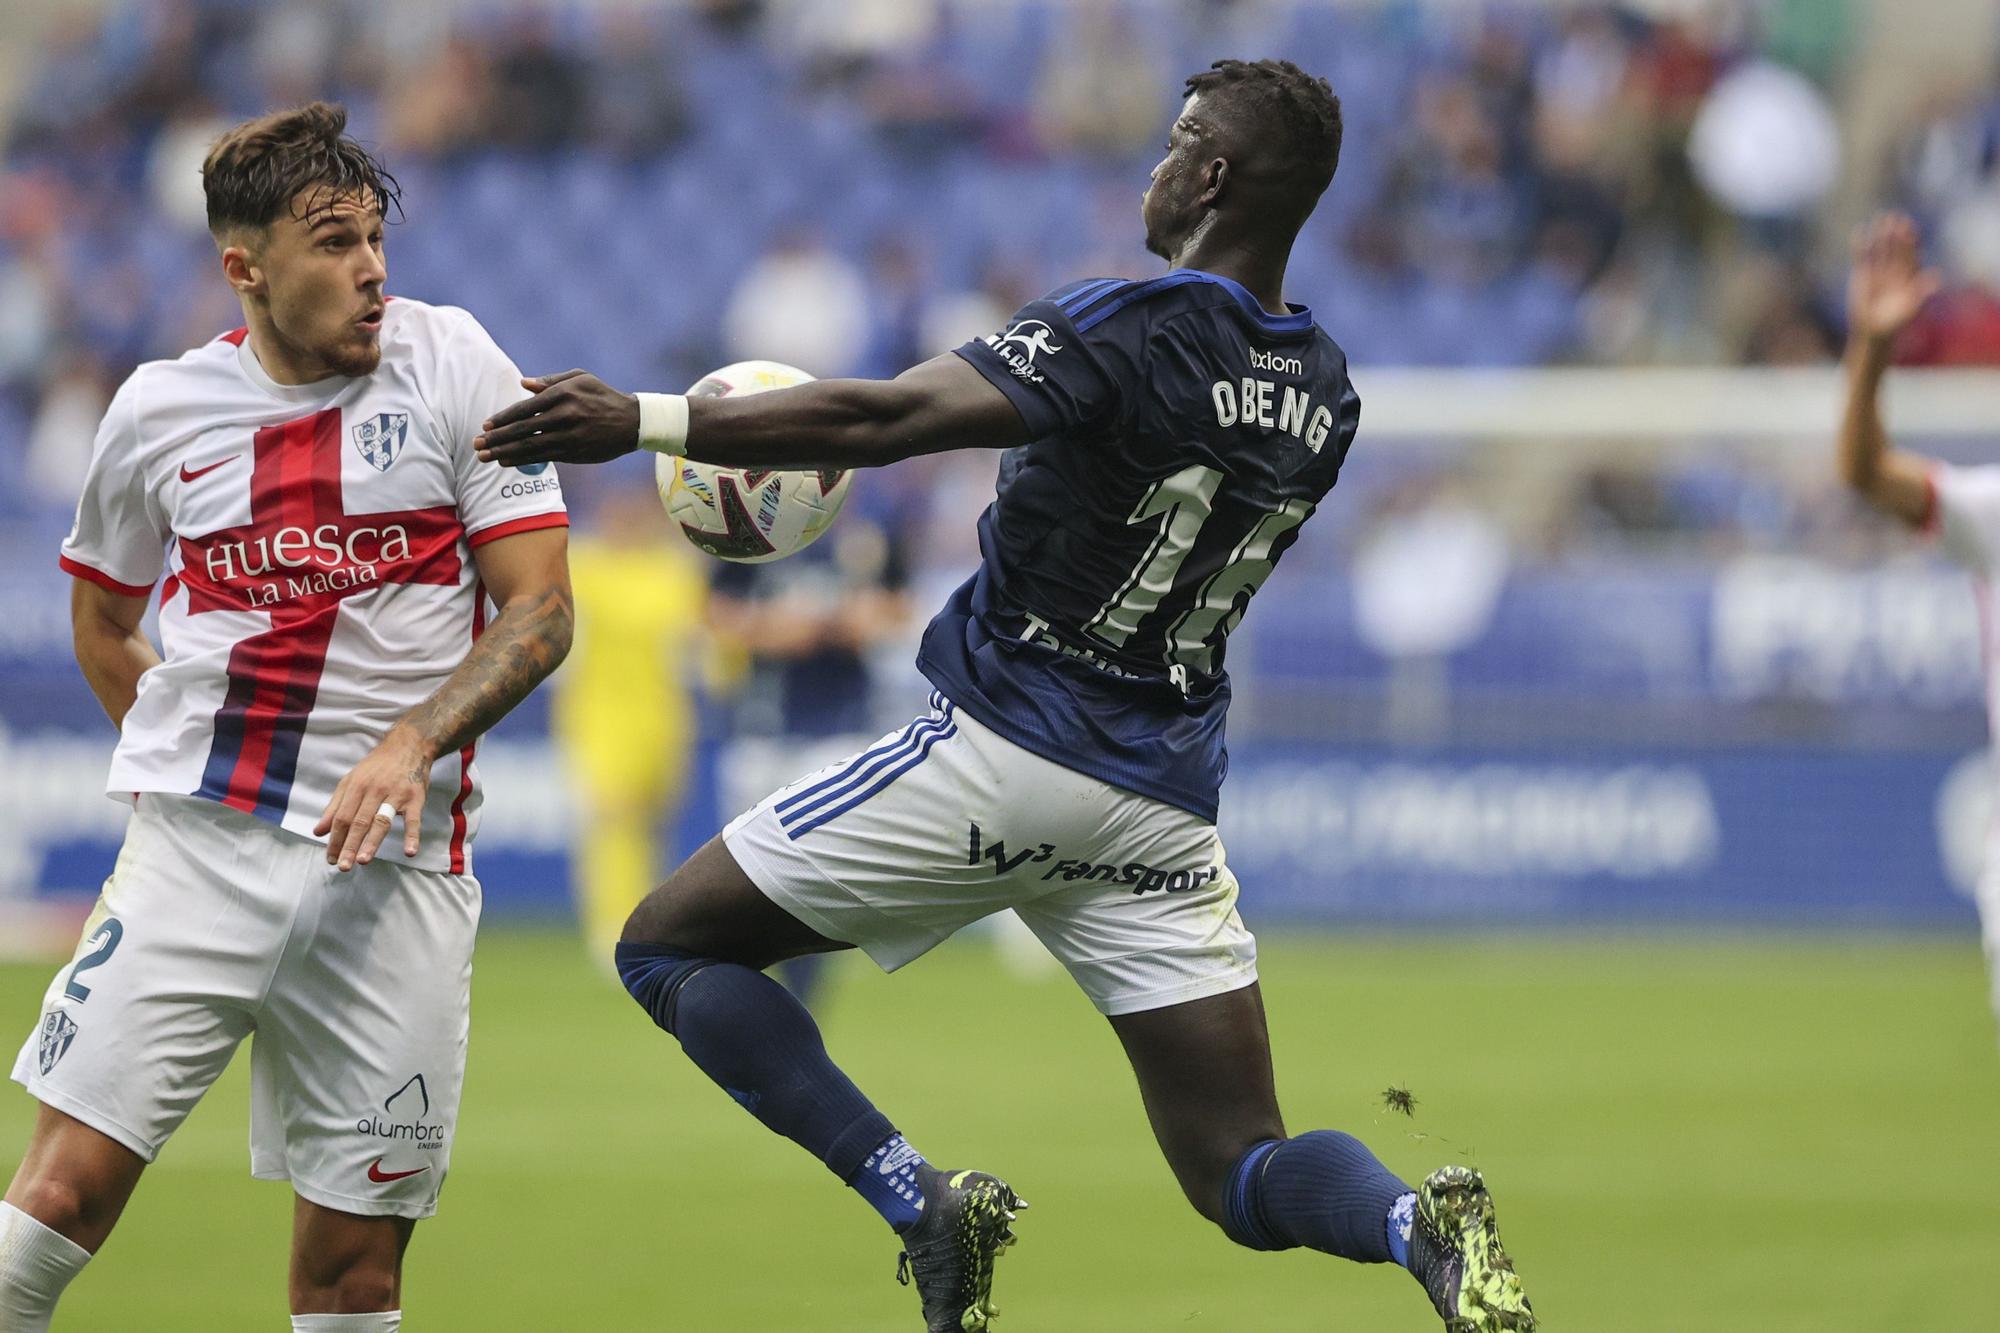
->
<box><xmin>1838</xmin><ymin>212</ymin><xmax>2000</xmax><ymax>1027</ymax></box>
<box><xmin>0</xmin><ymin>104</ymin><xmax>572</xmax><ymax>1331</ymax></box>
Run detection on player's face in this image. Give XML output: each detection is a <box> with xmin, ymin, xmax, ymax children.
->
<box><xmin>249</xmin><ymin>190</ymin><xmax>388</xmax><ymax>378</ymax></box>
<box><xmin>1143</xmin><ymin>98</ymin><xmax>1208</xmax><ymax>260</ymax></box>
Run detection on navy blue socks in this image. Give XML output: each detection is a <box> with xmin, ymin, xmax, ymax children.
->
<box><xmin>1386</xmin><ymin>1190</ymin><xmax>1417</xmax><ymax>1267</ymax></box>
<box><xmin>615</xmin><ymin>942</ymin><xmax>920</xmax><ymax>1229</ymax></box>
<box><xmin>852</xmin><ymin>1134</ymin><xmax>931</xmax><ymax>1231</ymax></box>
<box><xmin>617</xmin><ymin>943</ymin><xmax>1418</xmax><ymax>1250</ymax></box>
<box><xmin>1221</xmin><ymin>1131</ymin><xmax>1414</xmax><ymax>1265</ymax></box>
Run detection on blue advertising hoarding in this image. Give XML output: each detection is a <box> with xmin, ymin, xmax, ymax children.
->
<box><xmin>8</xmin><ymin>730</ymin><xmax>1986</xmax><ymax>931</ymax></box>
<box><xmin>0</xmin><ymin>552</ymin><xmax>1988</xmax><ymax>930</ymax></box>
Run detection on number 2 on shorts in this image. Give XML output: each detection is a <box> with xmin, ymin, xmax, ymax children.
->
<box><xmin>64</xmin><ymin>918</ymin><xmax>124</xmax><ymax>1003</ymax></box>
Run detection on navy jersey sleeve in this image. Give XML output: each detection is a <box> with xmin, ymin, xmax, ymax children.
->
<box><xmin>953</xmin><ymin>280</ymin><xmax>1145</xmax><ymax>440</ymax></box>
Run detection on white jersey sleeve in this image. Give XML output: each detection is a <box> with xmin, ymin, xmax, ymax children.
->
<box><xmin>430</xmin><ymin>306</ymin><xmax>568</xmax><ymax>545</ymax></box>
<box><xmin>59</xmin><ymin>371</ymin><xmax>168</xmax><ymax>596</ymax></box>
<box><xmin>1929</xmin><ymin>463</ymin><xmax>2000</xmax><ymax>574</ymax></box>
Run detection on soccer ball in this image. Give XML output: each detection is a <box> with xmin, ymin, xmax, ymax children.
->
<box><xmin>655</xmin><ymin>360</ymin><xmax>853</xmax><ymax>564</ymax></box>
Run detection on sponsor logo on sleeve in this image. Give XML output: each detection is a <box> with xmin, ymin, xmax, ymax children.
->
<box><xmin>498</xmin><ymin>459</ymin><xmax>560</xmax><ymax>497</ymax></box>
<box><xmin>983</xmin><ymin>320</ymin><xmax>1064</xmax><ymax>384</ymax></box>
<box><xmin>498</xmin><ymin>459</ymin><xmax>562</xmax><ymax>498</ymax></box>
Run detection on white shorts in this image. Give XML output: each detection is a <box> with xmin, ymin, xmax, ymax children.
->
<box><xmin>724</xmin><ymin>693</ymin><xmax>1258</xmax><ymax>1016</ymax></box>
<box><xmin>10</xmin><ymin>794</ymin><xmax>479</xmax><ymax>1220</ymax></box>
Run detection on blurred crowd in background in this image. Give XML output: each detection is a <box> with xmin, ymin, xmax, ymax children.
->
<box><xmin>1</xmin><ymin>0</ymin><xmax>1997</xmax><ymax>735</ymax></box>
<box><xmin>3</xmin><ymin>2</ymin><xmax>1999</xmax><ymax>489</ymax></box>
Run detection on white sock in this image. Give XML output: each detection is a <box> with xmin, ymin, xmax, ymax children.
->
<box><xmin>291</xmin><ymin>1313</ymin><xmax>402</xmax><ymax>1331</ymax></box>
<box><xmin>0</xmin><ymin>1200</ymin><xmax>92</xmax><ymax>1333</ymax></box>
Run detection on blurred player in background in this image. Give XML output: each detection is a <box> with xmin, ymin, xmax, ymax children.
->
<box><xmin>481</xmin><ymin>60</ymin><xmax>1534</xmax><ymax>1333</ymax></box>
<box><xmin>706</xmin><ymin>494</ymin><xmax>914</xmax><ymax>1007</ymax></box>
<box><xmin>1838</xmin><ymin>212</ymin><xmax>2000</xmax><ymax>1029</ymax></box>
<box><xmin>0</xmin><ymin>105</ymin><xmax>571</xmax><ymax>1332</ymax></box>
<box><xmin>555</xmin><ymin>488</ymin><xmax>705</xmax><ymax>958</ymax></box>
<box><xmin>705</xmin><ymin>497</ymin><xmax>912</xmax><ymax>761</ymax></box>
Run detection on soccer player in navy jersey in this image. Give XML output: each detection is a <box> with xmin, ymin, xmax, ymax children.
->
<box><xmin>479</xmin><ymin>59</ymin><xmax>1535</xmax><ymax>1332</ymax></box>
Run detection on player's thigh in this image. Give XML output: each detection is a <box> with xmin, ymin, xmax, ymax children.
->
<box><xmin>715</xmin><ymin>696</ymin><xmax>1070</xmax><ymax>975</ymax></box>
<box><xmin>624</xmin><ymin>833</ymin><xmax>845</xmax><ymax>969</ymax></box>
<box><xmin>4</xmin><ymin>1103</ymin><xmax>148</xmax><ymax>1251</ymax></box>
<box><xmin>1109</xmin><ymin>984</ymin><xmax>1285</xmax><ymax>1212</ymax></box>
<box><xmin>9</xmin><ymin>797</ymin><xmax>278</xmax><ymax>1168</ymax></box>
<box><xmin>252</xmin><ymin>862</ymin><xmax>479</xmax><ymax>1222</ymax></box>
<box><xmin>618</xmin><ymin>732</ymin><xmax>886</xmax><ymax>968</ymax></box>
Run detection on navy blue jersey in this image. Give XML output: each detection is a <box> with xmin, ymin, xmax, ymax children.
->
<box><xmin>919</xmin><ymin>269</ymin><xmax>1359</xmax><ymax>820</ymax></box>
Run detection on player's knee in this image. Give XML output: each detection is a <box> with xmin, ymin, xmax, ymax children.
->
<box><xmin>294</xmin><ymin>1263</ymin><xmax>398</xmax><ymax>1315</ymax></box>
<box><xmin>1187</xmin><ymin>1158</ymin><xmax>1244</xmax><ymax>1230</ymax></box>
<box><xmin>292</xmin><ymin>1230</ymin><xmax>401</xmax><ymax>1313</ymax></box>
<box><xmin>8</xmin><ymin>1174</ymin><xmax>97</xmax><ymax>1241</ymax></box>
<box><xmin>613</xmin><ymin>940</ymin><xmax>717</xmax><ymax>1035</ymax></box>
<box><xmin>1176</xmin><ymin>1173</ymin><xmax>1231</xmax><ymax>1228</ymax></box>
<box><xmin>1166</xmin><ymin>1133</ymin><xmax>1284</xmax><ymax>1237</ymax></box>
<box><xmin>619</xmin><ymin>835</ymin><xmax>784</xmax><ymax>963</ymax></box>
<box><xmin>1151</xmin><ymin>1152</ymin><xmax>1226</xmax><ymax>1226</ymax></box>
<box><xmin>620</xmin><ymin>855</ymin><xmax>713</xmax><ymax>952</ymax></box>
<box><xmin>1213</xmin><ymin>1138</ymin><xmax>1293</xmax><ymax>1252</ymax></box>
<box><xmin>618</xmin><ymin>883</ymin><xmax>681</xmax><ymax>950</ymax></box>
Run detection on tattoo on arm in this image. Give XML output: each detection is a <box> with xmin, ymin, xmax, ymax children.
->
<box><xmin>398</xmin><ymin>583</ymin><xmax>574</xmax><ymax>760</ymax></box>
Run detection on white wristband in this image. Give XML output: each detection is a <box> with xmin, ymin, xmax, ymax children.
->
<box><xmin>636</xmin><ymin>392</ymin><xmax>690</xmax><ymax>456</ymax></box>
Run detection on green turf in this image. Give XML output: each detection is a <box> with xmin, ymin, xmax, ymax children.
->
<box><xmin>4</xmin><ymin>929</ymin><xmax>1999</xmax><ymax>1331</ymax></box>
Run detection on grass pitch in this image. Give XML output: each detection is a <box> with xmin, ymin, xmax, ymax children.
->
<box><xmin>5</xmin><ymin>928</ymin><xmax>1999</xmax><ymax>1331</ymax></box>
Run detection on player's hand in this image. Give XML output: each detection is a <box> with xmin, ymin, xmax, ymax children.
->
<box><xmin>475</xmin><ymin>370</ymin><xmax>641</xmax><ymax>467</ymax></box>
<box><xmin>1847</xmin><ymin>213</ymin><xmax>1942</xmax><ymax>348</ymax></box>
<box><xmin>315</xmin><ymin>724</ymin><xmax>434</xmax><ymax>872</ymax></box>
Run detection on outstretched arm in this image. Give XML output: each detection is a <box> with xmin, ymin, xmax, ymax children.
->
<box><xmin>1839</xmin><ymin>213</ymin><xmax>1943</xmax><ymax>529</ymax></box>
<box><xmin>315</xmin><ymin>527</ymin><xmax>573</xmax><ymax>871</ymax></box>
<box><xmin>474</xmin><ymin>352</ymin><xmax>1029</xmax><ymax>470</ymax></box>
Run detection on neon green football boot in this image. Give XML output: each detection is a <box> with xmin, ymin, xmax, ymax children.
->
<box><xmin>894</xmin><ymin>1167</ymin><xmax>1027</xmax><ymax>1332</ymax></box>
<box><xmin>1408</xmin><ymin>1165</ymin><xmax>1536</xmax><ymax>1331</ymax></box>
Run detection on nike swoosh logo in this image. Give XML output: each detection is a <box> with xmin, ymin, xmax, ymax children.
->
<box><xmin>366</xmin><ymin>1158</ymin><xmax>430</xmax><ymax>1183</ymax></box>
<box><xmin>179</xmin><ymin>456</ymin><xmax>239</xmax><ymax>483</ymax></box>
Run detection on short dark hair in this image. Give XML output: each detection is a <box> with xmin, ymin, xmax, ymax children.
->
<box><xmin>202</xmin><ymin>102</ymin><xmax>401</xmax><ymax>237</ymax></box>
<box><xmin>1184</xmin><ymin>59</ymin><xmax>1343</xmax><ymax>211</ymax></box>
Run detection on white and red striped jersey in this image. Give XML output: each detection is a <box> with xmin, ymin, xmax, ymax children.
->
<box><xmin>60</xmin><ymin>298</ymin><xmax>567</xmax><ymax>873</ymax></box>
